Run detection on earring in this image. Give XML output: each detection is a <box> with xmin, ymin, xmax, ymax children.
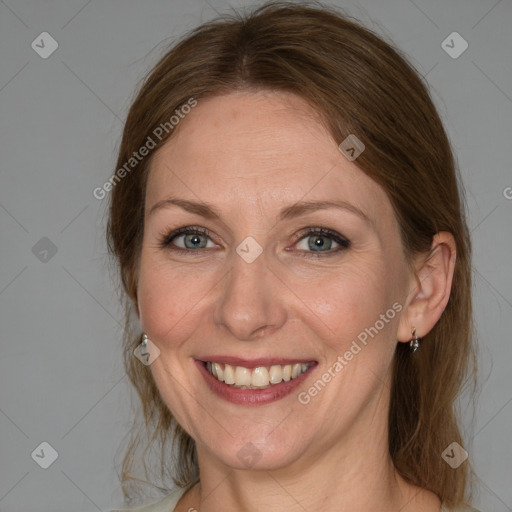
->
<box><xmin>409</xmin><ymin>327</ymin><xmax>421</xmax><ymax>352</ymax></box>
<box><xmin>141</xmin><ymin>333</ymin><xmax>148</xmax><ymax>347</ymax></box>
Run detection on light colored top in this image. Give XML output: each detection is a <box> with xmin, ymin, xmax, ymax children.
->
<box><xmin>110</xmin><ymin>487</ymin><xmax>482</xmax><ymax>512</ymax></box>
<box><xmin>109</xmin><ymin>488</ymin><xmax>186</xmax><ymax>512</ymax></box>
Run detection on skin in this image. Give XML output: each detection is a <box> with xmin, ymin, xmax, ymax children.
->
<box><xmin>136</xmin><ymin>90</ymin><xmax>456</xmax><ymax>512</ymax></box>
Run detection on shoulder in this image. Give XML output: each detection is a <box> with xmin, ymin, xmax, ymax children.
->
<box><xmin>109</xmin><ymin>487</ymin><xmax>187</xmax><ymax>512</ymax></box>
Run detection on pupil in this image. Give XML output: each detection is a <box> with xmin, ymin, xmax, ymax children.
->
<box><xmin>186</xmin><ymin>234</ymin><xmax>205</xmax><ymax>248</ymax></box>
<box><xmin>309</xmin><ymin>235</ymin><xmax>331</xmax><ymax>251</ymax></box>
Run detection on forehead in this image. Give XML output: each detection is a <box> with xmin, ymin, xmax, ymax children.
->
<box><xmin>146</xmin><ymin>91</ymin><xmax>392</xmax><ymax>225</ymax></box>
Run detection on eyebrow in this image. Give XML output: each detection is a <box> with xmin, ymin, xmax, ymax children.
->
<box><xmin>148</xmin><ymin>197</ymin><xmax>371</xmax><ymax>224</ymax></box>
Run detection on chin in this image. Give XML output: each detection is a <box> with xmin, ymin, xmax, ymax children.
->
<box><xmin>197</xmin><ymin>429</ymin><xmax>313</xmax><ymax>472</ymax></box>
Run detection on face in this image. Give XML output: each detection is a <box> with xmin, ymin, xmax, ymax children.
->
<box><xmin>137</xmin><ymin>90</ymin><xmax>412</xmax><ymax>472</ymax></box>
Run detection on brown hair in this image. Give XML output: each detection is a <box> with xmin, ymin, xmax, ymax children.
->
<box><xmin>107</xmin><ymin>1</ymin><xmax>476</xmax><ymax>506</ymax></box>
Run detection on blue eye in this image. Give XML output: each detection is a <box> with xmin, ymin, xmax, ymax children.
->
<box><xmin>160</xmin><ymin>226</ymin><xmax>350</xmax><ymax>256</ymax></box>
<box><xmin>295</xmin><ymin>228</ymin><xmax>350</xmax><ymax>255</ymax></box>
<box><xmin>160</xmin><ymin>227</ymin><xmax>216</xmax><ymax>250</ymax></box>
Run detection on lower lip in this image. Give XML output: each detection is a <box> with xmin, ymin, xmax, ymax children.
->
<box><xmin>195</xmin><ymin>360</ymin><xmax>317</xmax><ymax>406</ymax></box>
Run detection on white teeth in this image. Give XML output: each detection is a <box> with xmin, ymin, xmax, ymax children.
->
<box><xmin>269</xmin><ymin>365</ymin><xmax>282</xmax><ymax>384</ymax></box>
<box><xmin>235</xmin><ymin>366</ymin><xmax>252</xmax><ymax>386</ymax></box>
<box><xmin>291</xmin><ymin>363</ymin><xmax>302</xmax><ymax>379</ymax></box>
<box><xmin>206</xmin><ymin>361</ymin><xmax>311</xmax><ymax>388</ymax></box>
<box><xmin>223</xmin><ymin>364</ymin><xmax>235</xmax><ymax>384</ymax></box>
<box><xmin>213</xmin><ymin>362</ymin><xmax>223</xmax><ymax>381</ymax></box>
<box><xmin>252</xmin><ymin>367</ymin><xmax>270</xmax><ymax>387</ymax></box>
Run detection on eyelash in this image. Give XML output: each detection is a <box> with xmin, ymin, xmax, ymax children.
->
<box><xmin>158</xmin><ymin>226</ymin><xmax>350</xmax><ymax>257</ymax></box>
<box><xmin>291</xmin><ymin>227</ymin><xmax>351</xmax><ymax>257</ymax></box>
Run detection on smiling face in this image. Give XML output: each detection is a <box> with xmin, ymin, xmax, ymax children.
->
<box><xmin>136</xmin><ymin>90</ymin><xmax>414</xmax><ymax>472</ymax></box>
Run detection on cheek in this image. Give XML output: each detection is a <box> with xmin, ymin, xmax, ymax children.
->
<box><xmin>301</xmin><ymin>262</ymin><xmax>400</xmax><ymax>353</ymax></box>
<box><xmin>136</xmin><ymin>252</ymin><xmax>214</xmax><ymax>344</ymax></box>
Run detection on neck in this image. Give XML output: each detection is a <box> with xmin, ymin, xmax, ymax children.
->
<box><xmin>197</xmin><ymin>452</ymin><xmax>399</xmax><ymax>512</ymax></box>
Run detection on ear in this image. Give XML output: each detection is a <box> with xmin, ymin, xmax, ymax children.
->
<box><xmin>126</xmin><ymin>264</ymin><xmax>141</xmax><ymax>319</ymax></box>
<box><xmin>397</xmin><ymin>232</ymin><xmax>456</xmax><ymax>342</ymax></box>
<box><xmin>134</xmin><ymin>288</ymin><xmax>141</xmax><ymax>321</ymax></box>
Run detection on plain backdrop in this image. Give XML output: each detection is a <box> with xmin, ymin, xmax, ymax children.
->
<box><xmin>0</xmin><ymin>0</ymin><xmax>511</xmax><ymax>511</ymax></box>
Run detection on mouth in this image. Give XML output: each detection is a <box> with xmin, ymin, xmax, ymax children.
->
<box><xmin>195</xmin><ymin>357</ymin><xmax>317</xmax><ymax>405</ymax></box>
<box><xmin>204</xmin><ymin>361</ymin><xmax>312</xmax><ymax>389</ymax></box>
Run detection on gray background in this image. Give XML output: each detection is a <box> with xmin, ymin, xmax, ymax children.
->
<box><xmin>0</xmin><ymin>0</ymin><xmax>511</xmax><ymax>511</ymax></box>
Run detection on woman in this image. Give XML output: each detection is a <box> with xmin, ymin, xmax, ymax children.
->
<box><xmin>108</xmin><ymin>2</ymin><xmax>479</xmax><ymax>511</ymax></box>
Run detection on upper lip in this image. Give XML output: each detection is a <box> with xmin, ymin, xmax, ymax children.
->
<box><xmin>197</xmin><ymin>356</ymin><xmax>317</xmax><ymax>368</ymax></box>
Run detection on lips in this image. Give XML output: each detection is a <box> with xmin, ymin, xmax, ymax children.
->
<box><xmin>195</xmin><ymin>357</ymin><xmax>317</xmax><ymax>405</ymax></box>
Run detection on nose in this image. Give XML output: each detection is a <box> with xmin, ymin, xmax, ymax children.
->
<box><xmin>213</xmin><ymin>248</ymin><xmax>287</xmax><ymax>341</ymax></box>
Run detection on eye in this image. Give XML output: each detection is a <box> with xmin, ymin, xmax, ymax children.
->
<box><xmin>293</xmin><ymin>227</ymin><xmax>350</xmax><ymax>255</ymax></box>
<box><xmin>160</xmin><ymin>226</ymin><xmax>218</xmax><ymax>251</ymax></box>
<box><xmin>159</xmin><ymin>226</ymin><xmax>350</xmax><ymax>256</ymax></box>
